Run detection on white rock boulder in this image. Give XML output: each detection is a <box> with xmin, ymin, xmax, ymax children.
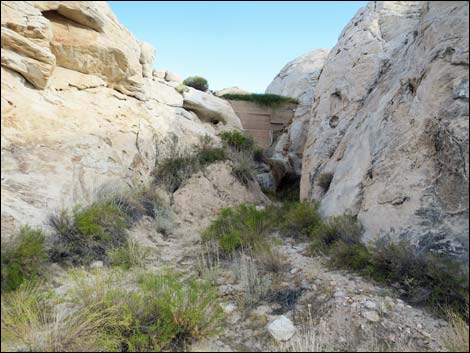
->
<box><xmin>267</xmin><ymin>315</ymin><xmax>296</xmax><ymax>342</ymax></box>
<box><xmin>183</xmin><ymin>87</ymin><xmax>243</xmax><ymax>130</ymax></box>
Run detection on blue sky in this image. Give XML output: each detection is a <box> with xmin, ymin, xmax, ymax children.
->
<box><xmin>109</xmin><ymin>1</ymin><xmax>366</xmax><ymax>93</ymax></box>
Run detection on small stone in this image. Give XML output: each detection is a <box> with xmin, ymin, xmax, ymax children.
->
<box><xmin>334</xmin><ymin>291</ymin><xmax>347</xmax><ymax>297</ymax></box>
<box><xmin>363</xmin><ymin>311</ymin><xmax>381</xmax><ymax>322</ymax></box>
<box><xmin>255</xmin><ymin>205</ymin><xmax>266</xmax><ymax>211</ymax></box>
<box><xmin>267</xmin><ymin>315</ymin><xmax>296</xmax><ymax>342</ymax></box>
<box><xmin>90</xmin><ymin>260</ymin><xmax>103</xmax><ymax>269</ymax></box>
<box><xmin>220</xmin><ymin>303</ymin><xmax>237</xmax><ymax>314</ymax></box>
<box><xmin>417</xmin><ymin>323</ymin><xmax>423</xmax><ymax>329</ymax></box>
<box><xmin>363</xmin><ymin>300</ymin><xmax>378</xmax><ymax>310</ymax></box>
<box><xmin>290</xmin><ymin>268</ymin><xmax>301</xmax><ymax>275</ymax></box>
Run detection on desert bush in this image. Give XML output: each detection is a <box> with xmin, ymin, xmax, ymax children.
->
<box><xmin>327</xmin><ymin>241</ymin><xmax>372</xmax><ymax>272</ymax></box>
<box><xmin>317</xmin><ymin>172</ymin><xmax>334</xmax><ymax>191</ymax></box>
<box><xmin>202</xmin><ymin>204</ymin><xmax>273</xmax><ymax>255</ymax></box>
<box><xmin>1</xmin><ymin>226</ymin><xmax>48</xmax><ymax>292</ymax></box>
<box><xmin>69</xmin><ymin>269</ymin><xmax>221</xmax><ymax>351</ymax></box>
<box><xmin>183</xmin><ymin>76</ymin><xmax>209</xmax><ymax>91</ymax></box>
<box><xmin>97</xmin><ymin>184</ymin><xmax>166</xmax><ymax>223</ymax></box>
<box><xmin>153</xmin><ymin>149</ymin><xmax>199</xmax><ymax>193</ymax></box>
<box><xmin>279</xmin><ymin>202</ymin><xmax>322</xmax><ymax>239</ymax></box>
<box><xmin>221</xmin><ymin>93</ymin><xmax>298</xmax><ymax>107</ymax></box>
<box><xmin>0</xmin><ymin>282</ymin><xmax>124</xmax><ymax>352</ymax></box>
<box><xmin>48</xmin><ymin>201</ymin><xmax>129</xmax><ymax>266</ymax></box>
<box><xmin>154</xmin><ymin>135</ymin><xmax>228</xmax><ymax>193</ymax></box>
<box><xmin>220</xmin><ymin>130</ymin><xmax>255</xmax><ymax>153</ymax></box>
<box><xmin>318</xmin><ymin>231</ymin><xmax>469</xmax><ymax>319</ymax></box>
<box><xmin>367</xmin><ymin>239</ymin><xmax>469</xmax><ymax>316</ymax></box>
<box><xmin>309</xmin><ymin>215</ymin><xmax>363</xmax><ymax>249</ymax></box>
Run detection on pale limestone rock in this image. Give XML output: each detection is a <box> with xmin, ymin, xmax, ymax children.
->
<box><xmin>165</xmin><ymin>71</ymin><xmax>182</xmax><ymax>82</ymax></box>
<box><xmin>152</xmin><ymin>69</ymin><xmax>166</xmax><ymax>79</ymax></box>
<box><xmin>140</xmin><ymin>41</ymin><xmax>156</xmax><ymax>78</ymax></box>
<box><xmin>215</xmin><ymin>86</ymin><xmax>250</xmax><ymax>97</ymax></box>
<box><xmin>0</xmin><ymin>2</ymin><xmax>55</xmax><ymax>88</ymax></box>
<box><xmin>266</xmin><ymin>49</ymin><xmax>329</xmax><ymax>184</ymax></box>
<box><xmin>300</xmin><ymin>1</ymin><xmax>469</xmax><ymax>256</ymax></box>
<box><xmin>172</xmin><ymin>162</ymin><xmax>267</xmax><ymax>231</ymax></box>
<box><xmin>267</xmin><ymin>315</ymin><xmax>296</xmax><ymax>342</ymax></box>
<box><xmin>183</xmin><ymin>87</ymin><xmax>243</xmax><ymax>130</ymax></box>
<box><xmin>0</xmin><ymin>63</ymin><xmax>218</xmax><ymax>236</ymax></box>
<box><xmin>363</xmin><ymin>311</ymin><xmax>381</xmax><ymax>322</ymax></box>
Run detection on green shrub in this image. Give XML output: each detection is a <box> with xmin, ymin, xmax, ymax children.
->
<box><xmin>1</xmin><ymin>226</ymin><xmax>48</xmax><ymax>292</ymax></box>
<box><xmin>183</xmin><ymin>76</ymin><xmax>209</xmax><ymax>91</ymax></box>
<box><xmin>197</xmin><ymin>146</ymin><xmax>227</xmax><ymax>166</ymax></box>
<box><xmin>68</xmin><ymin>269</ymin><xmax>222</xmax><ymax>352</ymax></box>
<box><xmin>327</xmin><ymin>241</ymin><xmax>372</xmax><ymax>272</ymax></box>
<box><xmin>220</xmin><ymin>130</ymin><xmax>255</xmax><ymax>152</ymax></box>
<box><xmin>309</xmin><ymin>215</ymin><xmax>363</xmax><ymax>249</ymax></box>
<box><xmin>317</xmin><ymin>172</ymin><xmax>334</xmax><ymax>191</ymax></box>
<box><xmin>153</xmin><ymin>151</ymin><xmax>198</xmax><ymax>193</ymax></box>
<box><xmin>367</xmin><ymin>239</ymin><xmax>469</xmax><ymax>316</ymax></box>
<box><xmin>202</xmin><ymin>204</ymin><xmax>273</xmax><ymax>254</ymax></box>
<box><xmin>48</xmin><ymin>201</ymin><xmax>129</xmax><ymax>266</ymax></box>
<box><xmin>221</xmin><ymin>93</ymin><xmax>298</xmax><ymax>107</ymax></box>
<box><xmin>279</xmin><ymin>202</ymin><xmax>322</xmax><ymax>239</ymax></box>
<box><xmin>154</xmin><ymin>135</ymin><xmax>228</xmax><ymax>193</ymax></box>
<box><xmin>316</xmin><ymin>230</ymin><xmax>469</xmax><ymax>320</ymax></box>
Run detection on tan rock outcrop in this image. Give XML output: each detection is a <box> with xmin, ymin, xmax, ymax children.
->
<box><xmin>300</xmin><ymin>1</ymin><xmax>469</xmax><ymax>256</ymax></box>
<box><xmin>0</xmin><ymin>2</ymin><xmax>242</xmax><ymax>236</ymax></box>
<box><xmin>1</xmin><ymin>1</ymin><xmax>156</xmax><ymax>99</ymax></box>
<box><xmin>183</xmin><ymin>87</ymin><xmax>243</xmax><ymax>130</ymax></box>
<box><xmin>265</xmin><ymin>49</ymin><xmax>329</xmax><ymax>186</ymax></box>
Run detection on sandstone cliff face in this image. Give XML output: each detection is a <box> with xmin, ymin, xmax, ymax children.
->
<box><xmin>1</xmin><ymin>1</ymin><xmax>242</xmax><ymax>236</ymax></box>
<box><xmin>299</xmin><ymin>1</ymin><xmax>469</xmax><ymax>256</ymax></box>
<box><xmin>266</xmin><ymin>49</ymin><xmax>329</xmax><ymax>180</ymax></box>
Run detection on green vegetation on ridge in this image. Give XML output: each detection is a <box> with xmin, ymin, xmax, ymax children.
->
<box><xmin>221</xmin><ymin>93</ymin><xmax>299</xmax><ymax>107</ymax></box>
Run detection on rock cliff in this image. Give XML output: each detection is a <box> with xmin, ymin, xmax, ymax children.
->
<box><xmin>1</xmin><ymin>1</ymin><xmax>242</xmax><ymax>235</ymax></box>
<box><xmin>269</xmin><ymin>1</ymin><xmax>469</xmax><ymax>256</ymax></box>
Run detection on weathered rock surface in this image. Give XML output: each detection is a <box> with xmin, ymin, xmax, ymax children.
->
<box><xmin>183</xmin><ymin>87</ymin><xmax>243</xmax><ymax>130</ymax></box>
<box><xmin>215</xmin><ymin>86</ymin><xmax>250</xmax><ymax>97</ymax></box>
<box><xmin>0</xmin><ymin>1</ymin><xmax>242</xmax><ymax>236</ymax></box>
<box><xmin>266</xmin><ymin>49</ymin><xmax>329</xmax><ymax>185</ymax></box>
<box><xmin>0</xmin><ymin>1</ymin><xmax>161</xmax><ymax>99</ymax></box>
<box><xmin>267</xmin><ymin>315</ymin><xmax>296</xmax><ymax>342</ymax></box>
<box><xmin>298</xmin><ymin>1</ymin><xmax>469</xmax><ymax>256</ymax></box>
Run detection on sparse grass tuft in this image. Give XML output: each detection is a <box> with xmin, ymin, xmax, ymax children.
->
<box><xmin>1</xmin><ymin>226</ymin><xmax>48</xmax><ymax>292</ymax></box>
<box><xmin>68</xmin><ymin>269</ymin><xmax>222</xmax><ymax>352</ymax></box>
<box><xmin>1</xmin><ymin>282</ymin><xmax>124</xmax><ymax>352</ymax></box>
<box><xmin>444</xmin><ymin>302</ymin><xmax>469</xmax><ymax>352</ymax></box>
<box><xmin>221</xmin><ymin>93</ymin><xmax>298</xmax><ymax>107</ymax></box>
<box><xmin>231</xmin><ymin>149</ymin><xmax>257</xmax><ymax>185</ymax></box>
<box><xmin>108</xmin><ymin>239</ymin><xmax>151</xmax><ymax>270</ymax></box>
